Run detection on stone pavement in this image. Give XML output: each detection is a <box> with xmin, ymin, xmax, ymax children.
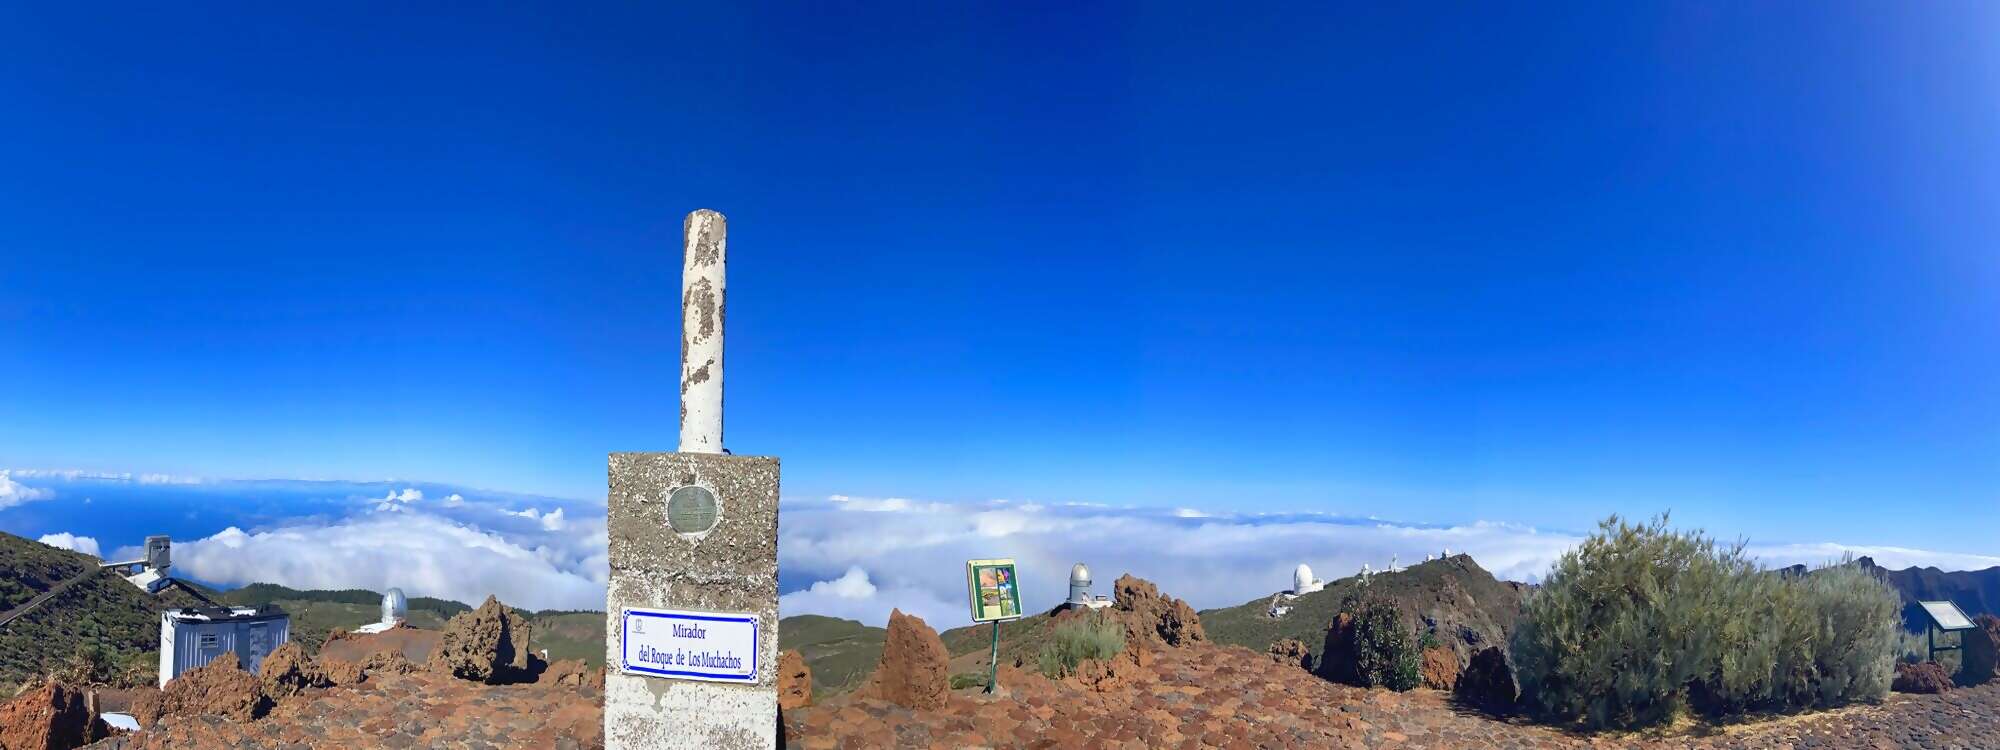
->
<box><xmin>782</xmin><ymin>642</ymin><xmax>2000</xmax><ymax>749</ymax></box>
<box><xmin>86</xmin><ymin>669</ymin><xmax>602</xmax><ymax>750</ymax></box>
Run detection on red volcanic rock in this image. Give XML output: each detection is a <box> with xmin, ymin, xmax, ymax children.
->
<box><xmin>1957</xmin><ymin>614</ymin><xmax>2000</xmax><ymax>687</ymax></box>
<box><xmin>327</xmin><ymin>650</ymin><xmax>420</xmax><ymax>687</ymax></box>
<box><xmin>1454</xmin><ymin>646</ymin><xmax>1519</xmax><ymax>714</ymax></box>
<box><xmin>778</xmin><ymin>650</ymin><xmax>813</xmax><ymax>710</ymax></box>
<box><xmin>1419</xmin><ymin>645</ymin><xmax>1460</xmax><ymax>691</ymax></box>
<box><xmin>156</xmin><ymin>652</ymin><xmax>270</xmax><ymax>723</ymax></box>
<box><xmin>259</xmin><ymin>642</ymin><xmax>331</xmax><ymax>700</ymax></box>
<box><xmin>428</xmin><ymin>596</ymin><xmax>535</xmax><ymax>684</ymax></box>
<box><xmin>1111</xmin><ymin>575</ymin><xmax>1206</xmax><ymax>648</ymax></box>
<box><xmin>1316</xmin><ymin>613</ymin><xmax>1360</xmax><ymax>685</ymax></box>
<box><xmin>861</xmin><ymin>609</ymin><xmax>950</xmax><ymax>711</ymax></box>
<box><xmin>1267</xmin><ymin>638</ymin><xmax>1312</xmax><ymax>671</ymax></box>
<box><xmin>0</xmin><ymin>681</ymin><xmax>106</xmax><ymax>750</ymax></box>
<box><xmin>1896</xmin><ymin>661</ymin><xmax>1954</xmax><ymax>694</ymax></box>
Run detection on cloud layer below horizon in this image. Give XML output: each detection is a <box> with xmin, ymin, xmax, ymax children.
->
<box><xmin>7</xmin><ymin>472</ymin><xmax>1999</xmax><ymax>625</ymax></box>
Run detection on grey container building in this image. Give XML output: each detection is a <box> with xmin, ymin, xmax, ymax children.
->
<box><xmin>157</xmin><ymin>605</ymin><xmax>291</xmax><ymax>687</ymax></box>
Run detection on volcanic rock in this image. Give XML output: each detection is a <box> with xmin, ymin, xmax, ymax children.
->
<box><xmin>1957</xmin><ymin>614</ymin><xmax>2000</xmax><ymax>687</ymax></box>
<box><xmin>1111</xmin><ymin>574</ymin><xmax>1206</xmax><ymax>648</ymax></box>
<box><xmin>0</xmin><ymin>681</ymin><xmax>105</xmax><ymax>750</ymax></box>
<box><xmin>777</xmin><ymin>650</ymin><xmax>812</xmax><ymax>710</ymax></box>
<box><xmin>1267</xmin><ymin>638</ymin><xmax>1312</xmax><ymax>671</ymax></box>
<box><xmin>541</xmin><ymin>659</ymin><xmax>591</xmax><ymax>690</ymax></box>
<box><xmin>154</xmin><ymin>652</ymin><xmax>270</xmax><ymax>723</ymax></box>
<box><xmin>1896</xmin><ymin>661</ymin><xmax>1954</xmax><ymax>694</ymax></box>
<box><xmin>257</xmin><ymin>642</ymin><xmax>330</xmax><ymax>700</ymax></box>
<box><xmin>1419</xmin><ymin>644</ymin><xmax>1460</xmax><ymax>690</ymax></box>
<box><xmin>860</xmin><ymin>608</ymin><xmax>950</xmax><ymax>711</ymax></box>
<box><xmin>428</xmin><ymin>595</ymin><xmax>535</xmax><ymax>684</ymax></box>
<box><xmin>1454</xmin><ymin>646</ymin><xmax>1519</xmax><ymax>714</ymax></box>
<box><xmin>327</xmin><ymin>649</ymin><xmax>419</xmax><ymax>686</ymax></box>
<box><xmin>1315</xmin><ymin>613</ymin><xmax>1360</xmax><ymax>685</ymax></box>
<box><xmin>127</xmin><ymin>688</ymin><xmax>162</xmax><ymax>730</ymax></box>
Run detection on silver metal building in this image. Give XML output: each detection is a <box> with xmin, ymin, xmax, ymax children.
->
<box><xmin>157</xmin><ymin>605</ymin><xmax>291</xmax><ymax>687</ymax></box>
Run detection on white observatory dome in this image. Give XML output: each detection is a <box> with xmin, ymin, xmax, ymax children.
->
<box><xmin>1293</xmin><ymin>564</ymin><xmax>1323</xmax><ymax>594</ymax></box>
<box><xmin>1070</xmin><ymin>563</ymin><xmax>1091</xmax><ymax>587</ymax></box>
<box><xmin>381</xmin><ymin>588</ymin><xmax>408</xmax><ymax>626</ymax></box>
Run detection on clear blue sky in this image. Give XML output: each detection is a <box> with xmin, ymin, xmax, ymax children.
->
<box><xmin>3</xmin><ymin>3</ymin><xmax>1995</xmax><ymax>552</ymax></box>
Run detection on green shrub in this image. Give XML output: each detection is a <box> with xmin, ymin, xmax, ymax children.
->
<box><xmin>1036</xmin><ymin>615</ymin><xmax>1126</xmax><ymax>679</ymax></box>
<box><xmin>1350</xmin><ymin>597</ymin><xmax>1421</xmax><ymax>691</ymax></box>
<box><xmin>948</xmin><ymin>672</ymin><xmax>989</xmax><ymax>690</ymax></box>
<box><xmin>1511</xmin><ymin>515</ymin><xmax>1902</xmax><ymax>730</ymax></box>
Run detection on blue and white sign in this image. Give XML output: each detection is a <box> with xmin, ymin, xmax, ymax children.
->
<box><xmin>620</xmin><ymin>607</ymin><xmax>759</xmax><ymax>683</ymax></box>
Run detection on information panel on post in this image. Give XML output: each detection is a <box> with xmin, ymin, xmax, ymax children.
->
<box><xmin>965</xmin><ymin>559</ymin><xmax>1023</xmax><ymax>623</ymax></box>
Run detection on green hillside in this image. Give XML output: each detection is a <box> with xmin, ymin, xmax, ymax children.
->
<box><xmin>1200</xmin><ymin>555</ymin><xmax>1527</xmax><ymax>665</ymax></box>
<box><xmin>0</xmin><ymin>531</ymin><xmax>95</xmax><ymax>611</ymax></box>
<box><xmin>0</xmin><ymin>531</ymin><xmax>215</xmax><ymax>691</ymax></box>
<box><xmin>778</xmin><ymin>615</ymin><xmax>887</xmax><ymax>697</ymax></box>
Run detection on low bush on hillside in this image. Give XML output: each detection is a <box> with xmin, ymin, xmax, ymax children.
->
<box><xmin>1036</xmin><ymin>615</ymin><xmax>1125</xmax><ymax>679</ymax></box>
<box><xmin>1511</xmin><ymin>514</ymin><xmax>1900</xmax><ymax>730</ymax></box>
<box><xmin>1349</xmin><ymin>597</ymin><xmax>1421</xmax><ymax>691</ymax></box>
<box><xmin>948</xmin><ymin>671</ymin><xmax>988</xmax><ymax>690</ymax></box>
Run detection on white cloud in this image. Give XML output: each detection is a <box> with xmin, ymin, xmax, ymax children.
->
<box><xmin>0</xmin><ymin>471</ymin><xmax>54</xmax><ymax>509</ymax></box>
<box><xmin>175</xmin><ymin>504</ymin><xmax>607</xmax><ymax>612</ymax></box>
<box><xmin>373</xmin><ymin>487</ymin><xmax>423</xmax><ymax>512</ymax></box>
<box><xmin>776</xmin><ymin>495</ymin><xmax>1593</xmax><ymax>627</ymax></box>
<box><xmin>443</xmin><ymin>493</ymin><xmax>465</xmax><ymax>508</ymax></box>
<box><xmin>779</xmin><ymin>566</ymin><xmax>963</xmax><ymax>629</ymax></box>
<box><xmin>37</xmin><ymin>532</ymin><xmax>100</xmax><ymax>558</ymax></box>
<box><xmin>508</xmin><ymin>507</ymin><xmax>568</xmax><ymax>531</ymax></box>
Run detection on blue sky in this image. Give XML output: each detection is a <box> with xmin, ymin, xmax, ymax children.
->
<box><xmin>3</xmin><ymin>3</ymin><xmax>1997</xmax><ymax>558</ymax></box>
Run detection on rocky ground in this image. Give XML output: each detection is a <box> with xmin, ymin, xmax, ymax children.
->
<box><xmin>783</xmin><ymin>641</ymin><xmax>2000</xmax><ymax>749</ymax></box>
<box><xmin>86</xmin><ymin>669</ymin><xmax>601</xmax><ymax>750</ymax></box>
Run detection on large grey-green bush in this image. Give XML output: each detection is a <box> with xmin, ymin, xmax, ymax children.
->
<box><xmin>1036</xmin><ymin>614</ymin><xmax>1126</xmax><ymax>679</ymax></box>
<box><xmin>1511</xmin><ymin>515</ymin><xmax>1900</xmax><ymax>730</ymax></box>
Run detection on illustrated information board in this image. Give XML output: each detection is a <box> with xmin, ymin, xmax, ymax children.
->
<box><xmin>619</xmin><ymin>607</ymin><xmax>759</xmax><ymax>683</ymax></box>
<box><xmin>966</xmin><ymin>559</ymin><xmax>1023</xmax><ymax>622</ymax></box>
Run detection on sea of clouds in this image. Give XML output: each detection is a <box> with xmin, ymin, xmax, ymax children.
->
<box><xmin>8</xmin><ymin>471</ymin><xmax>1999</xmax><ymax>625</ymax></box>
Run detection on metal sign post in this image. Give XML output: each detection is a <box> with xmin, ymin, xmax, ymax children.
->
<box><xmin>965</xmin><ymin>559</ymin><xmax>1023</xmax><ymax>694</ymax></box>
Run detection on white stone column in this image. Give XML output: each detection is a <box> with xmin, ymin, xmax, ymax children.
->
<box><xmin>680</xmin><ymin>209</ymin><xmax>725</xmax><ymax>453</ymax></box>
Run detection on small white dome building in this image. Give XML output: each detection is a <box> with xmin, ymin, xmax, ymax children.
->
<box><xmin>355</xmin><ymin>588</ymin><xmax>409</xmax><ymax>635</ymax></box>
<box><xmin>1065</xmin><ymin>563</ymin><xmax>1113</xmax><ymax>609</ymax></box>
<box><xmin>1292</xmin><ymin>564</ymin><xmax>1324</xmax><ymax>595</ymax></box>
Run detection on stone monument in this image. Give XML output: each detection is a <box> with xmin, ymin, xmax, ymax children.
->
<box><xmin>605</xmin><ymin>209</ymin><xmax>780</xmax><ymax>749</ymax></box>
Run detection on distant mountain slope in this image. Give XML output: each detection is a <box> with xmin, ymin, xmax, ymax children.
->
<box><xmin>1201</xmin><ymin>554</ymin><xmax>1528</xmax><ymax>665</ymax></box>
<box><xmin>779</xmin><ymin>614</ymin><xmax>888</xmax><ymax>696</ymax></box>
<box><xmin>0</xmin><ymin>529</ymin><xmax>95</xmax><ymax>611</ymax></box>
<box><xmin>0</xmin><ymin>531</ymin><xmax>213</xmax><ymax>690</ymax></box>
<box><xmin>1858</xmin><ymin>557</ymin><xmax>2000</xmax><ymax>632</ymax></box>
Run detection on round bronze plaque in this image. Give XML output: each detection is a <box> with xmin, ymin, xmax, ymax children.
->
<box><xmin>666</xmin><ymin>485</ymin><xmax>719</xmax><ymax>535</ymax></box>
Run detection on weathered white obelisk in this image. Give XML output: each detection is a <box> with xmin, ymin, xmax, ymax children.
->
<box><xmin>606</xmin><ymin>209</ymin><xmax>781</xmax><ymax>749</ymax></box>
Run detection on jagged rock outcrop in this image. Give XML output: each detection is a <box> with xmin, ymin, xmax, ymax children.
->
<box><xmin>541</xmin><ymin>659</ymin><xmax>591</xmax><ymax>690</ymax></box>
<box><xmin>1896</xmin><ymin>661</ymin><xmax>1954</xmax><ymax>694</ymax></box>
<box><xmin>777</xmin><ymin>650</ymin><xmax>813</xmax><ymax>710</ymax></box>
<box><xmin>1267</xmin><ymin>638</ymin><xmax>1312</xmax><ymax>671</ymax></box>
<box><xmin>1111</xmin><ymin>574</ymin><xmax>1206</xmax><ymax>648</ymax></box>
<box><xmin>1420</xmin><ymin>645</ymin><xmax>1460</xmax><ymax>690</ymax></box>
<box><xmin>860</xmin><ymin>609</ymin><xmax>949</xmax><ymax>711</ymax></box>
<box><xmin>1454</xmin><ymin>646</ymin><xmax>1519</xmax><ymax>714</ymax></box>
<box><xmin>1063</xmin><ymin>644</ymin><xmax>1154</xmax><ymax>694</ymax></box>
<box><xmin>1314</xmin><ymin>613</ymin><xmax>1360</xmax><ymax>685</ymax></box>
<box><xmin>326</xmin><ymin>650</ymin><xmax>419</xmax><ymax>686</ymax></box>
<box><xmin>0</xmin><ymin>681</ymin><xmax>106</xmax><ymax>750</ymax></box>
<box><xmin>1957</xmin><ymin>614</ymin><xmax>2000</xmax><ymax>687</ymax></box>
<box><xmin>258</xmin><ymin>642</ymin><xmax>330</xmax><ymax>700</ymax></box>
<box><xmin>128</xmin><ymin>688</ymin><xmax>163</xmax><ymax>730</ymax></box>
<box><xmin>428</xmin><ymin>595</ymin><xmax>535</xmax><ymax>684</ymax></box>
<box><xmin>153</xmin><ymin>652</ymin><xmax>270</xmax><ymax>724</ymax></box>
